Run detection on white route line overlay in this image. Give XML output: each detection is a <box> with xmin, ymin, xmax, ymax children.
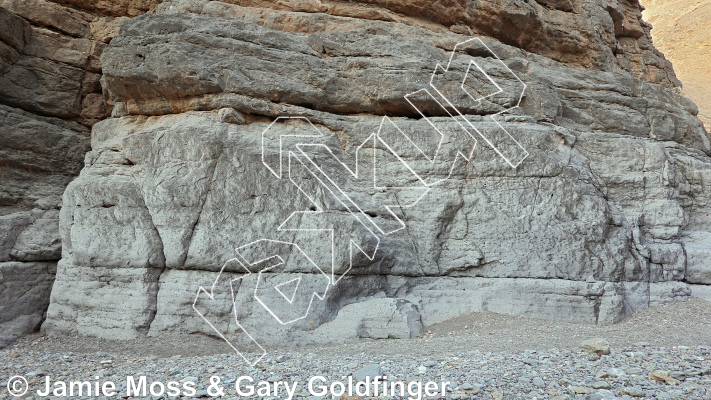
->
<box><xmin>277</xmin><ymin>150</ymin><xmax>380</xmax><ymax>285</ymax></box>
<box><xmin>262</xmin><ymin>116</ymin><xmax>430</xmax><ymax>236</ymax></box>
<box><xmin>429</xmin><ymin>37</ymin><xmax>528</xmax><ymax>168</ymax></box>
<box><xmin>194</xmin><ymin>36</ymin><xmax>529</xmax><ymax>365</ymax></box>
<box><xmin>193</xmin><ymin>259</ymin><xmax>266</xmax><ymax>366</ymax></box>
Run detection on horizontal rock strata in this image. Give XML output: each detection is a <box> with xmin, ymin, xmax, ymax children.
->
<box><xmin>38</xmin><ymin>0</ymin><xmax>711</xmax><ymax>348</ymax></box>
<box><xmin>0</xmin><ymin>0</ymin><xmax>158</xmax><ymax>347</ymax></box>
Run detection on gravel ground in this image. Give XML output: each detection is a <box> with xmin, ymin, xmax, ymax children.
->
<box><xmin>2</xmin><ymin>299</ymin><xmax>710</xmax><ymax>400</ymax></box>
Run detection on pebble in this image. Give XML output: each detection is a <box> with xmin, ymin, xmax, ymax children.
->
<box><xmin>2</xmin><ymin>343</ymin><xmax>709</xmax><ymax>400</ymax></box>
<box><xmin>352</xmin><ymin>364</ymin><xmax>382</xmax><ymax>381</ymax></box>
<box><xmin>592</xmin><ymin>380</ymin><xmax>611</xmax><ymax>389</ymax></box>
<box><xmin>651</xmin><ymin>369</ymin><xmax>682</xmax><ymax>385</ymax></box>
<box><xmin>626</xmin><ymin>367</ymin><xmax>643</xmax><ymax>375</ymax></box>
<box><xmin>597</xmin><ymin>367</ymin><xmax>625</xmax><ymax>378</ymax></box>
<box><xmin>423</xmin><ymin>360</ymin><xmax>437</xmax><ymax>367</ymax></box>
<box><xmin>619</xmin><ymin>386</ymin><xmax>646</xmax><ymax>397</ymax></box>
<box><xmin>571</xmin><ymin>386</ymin><xmax>590</xmax><ymax>394</ymax></box>
<box><xmin>581</xmin><ymin>338</ymin><xmax>611</xmax><ymax>355</ymax></box>
<box><xmin>532</xmin><ymin>376</ymin><xmax>545</xmax><ymax>388</ymax></box>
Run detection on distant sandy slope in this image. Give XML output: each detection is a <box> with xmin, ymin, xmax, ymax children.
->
<box><xmin>642</xmin><ymin>0</ymin><xmax>711</xmax><ymax>129</ymax></box>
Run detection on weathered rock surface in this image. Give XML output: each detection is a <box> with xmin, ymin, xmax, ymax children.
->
<box><xmin>0</xmin><ymin>0</ymin><xmax>708</xmax><ymax>350</ymax></box>
<box><xmin>36</xmin><ymin>0</ymin><xmax>711</xmax><ymax>352</ymax></box>
<box><xmin>47</xmin><ymin>0</ymin><xmax>163</xmax><ymax>17</ymax></box>
<box><xmin>0</xmin><ymin>0</ymin><xmax>152</xmax><ymax>347</ymax></box>
<box><xmin>581</xmin><ymin>338</ymin><xmax>611</xmax><ymax>355</ymax></box>
<box><xmin>0</xmin><ymin>262</ymin><xmax>56</xmax><ymax>348</ymax></box>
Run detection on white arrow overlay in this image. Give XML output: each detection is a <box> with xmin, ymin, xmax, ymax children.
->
<box><xmin>262</xmin><ymin>116</ymin><xmax>430</xmax><ymax>236</ymax></box>
<box><xmin>193</xmin><ymin>257</ymin><xmax>266</xmax><ymax>366</ymax></box>
<box><xmin>196</xmin><ymin>37</ymin><xmax>529</xmax><ymax>364</ymax></box>
<box><xmin>376</xmin><ymin>88</ymin><xmax>478</xmax><ymax>187</ymax></box>
<box><xmin>236</xmin><ymin>239</ymin><xmax>332</xmax><ymax>325</ymax></box>
<box><xmin>429</xmin><ymin>37</ymin><xmax>528</xmax><ymax>168</ymax></box>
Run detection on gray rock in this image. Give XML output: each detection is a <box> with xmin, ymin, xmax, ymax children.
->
<box><xmin>0</xmin><ymin>262</ymin><xmax>56</xmax><ymax>347</ymax></box>
<box><xmin>10</xmin><ymin>210</ymin><xmax>62</xmax><ymax>261</ymax></box>
<box><xmin>218</xmin><ymin>107</ymin><xmax>245</xmax><ymax>125</ymax></box>
<box><xmin>352</xmin><ymin>364</ymin><xmax>382</xmax><ymax>381</ymax></box>
<box><xmin>1</xmin><ymin>0</ymin><xmax>709</xmax><ymax>353</ymax></box>
<box><xmin>0</xmin><ymin>104</ymin><xmax>89</xmax><ymax>212</ymax></box>
<box><xmin>591</xmin><ymin>381</ymin><xmax>611</xmax><ymax>389</ymax></box>
<box><xmin>690</xmin><ymin>284</ymin><xmax>711</xmax><ymax>302</ymax></box>
<box><xmin>619</xmin><ymin>387</ymin><xmax>645</xmax><ymax>397</ymax></box>
<box><xmin>0</xmin><ymin>2</ymin><xmax>103</xmax><ymax>348</ymax></box>
<box><xmin>0</xmin><ymin>15</ymin><xmax>90</xmax><ymax>118</ymax></box>
<box><xmin>0</xmin><ymin>5</ymin><xmax>31</xmax><ymax>52</ymax></box>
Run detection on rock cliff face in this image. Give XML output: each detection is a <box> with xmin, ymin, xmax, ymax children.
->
<box><xmin>0</xmin><ymin>0</ymin><xmax>160</xmax><ymax>347</ymax></box>
<box><xmin>1</xmin><ymin>0</ymin><xmax>710</xmax><ymax>350</ymax></box>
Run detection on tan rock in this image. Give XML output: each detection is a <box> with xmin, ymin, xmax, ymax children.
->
<box><xmin>47</xmin><ymin>0</ymin><xmax>162</xmax><ymax>17</ymax></box>
<box><xmin>81</xmin><ymin>92</ymin><xmax>109</xmax><ymax>123</ymax></box>
<box><xmin>463</xmin><ymin>386</ymin><xmax>480</xmax><ymax>395</ymax></box>
<box><xmin>642</xmin><ymin>0</ymin><xmax>711</xmax><ymax>129</ymax></box>
<box><xmin>650</xmin><ymin>370</ymin><xmax>681</xmax><ymax>385</ymax></box>
<box><xmin>229</xmin><ymin>0</ymin><xmax>678</xmax><ymax>86</ymax></box>
<box><xmin>572</xmin><ymin>386</ymin><xmax>591</xmax><ymax>394</ymax></box>
<box><xmin>581</xmin><ymin>338</ymin><xmax>611</xmax><ymax>355</ymax></box>
<box><xmin>90</xmin><ymin>17</ymin><xmax>129</xmax><ymax>43</ymax></box>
